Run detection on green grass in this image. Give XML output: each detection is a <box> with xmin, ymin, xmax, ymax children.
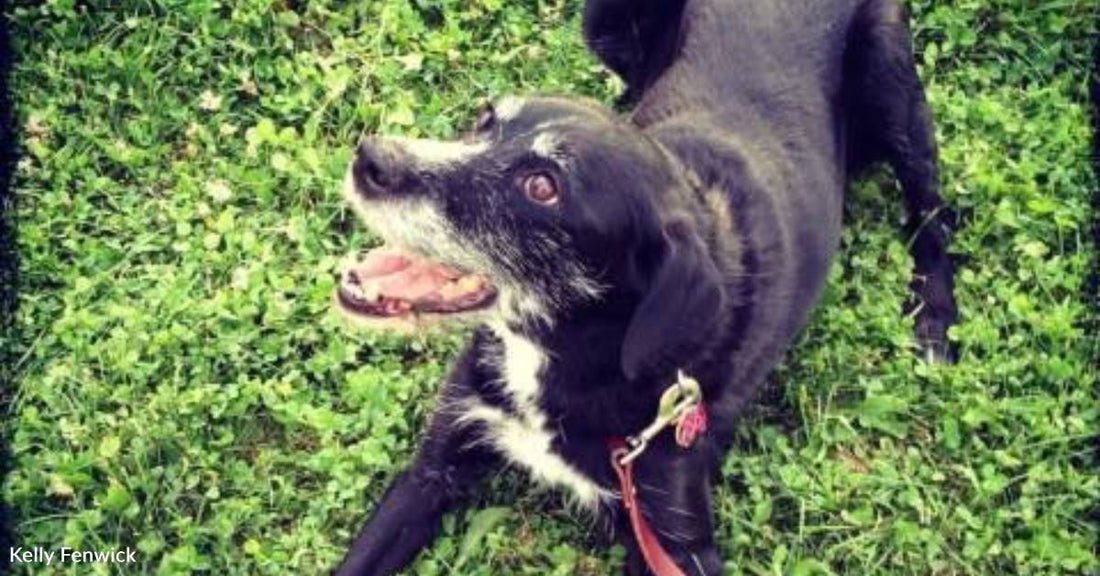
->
<box><xmin>3</xmin><ymin>0</ymin><xmax>1097</xmax><ymax>574</ymax></box>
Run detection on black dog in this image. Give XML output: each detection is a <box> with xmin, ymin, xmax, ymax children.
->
<box><xmin>333</xmin><ymin>0</ymin><xmax>957</xmax><ymax>573</ymax></box>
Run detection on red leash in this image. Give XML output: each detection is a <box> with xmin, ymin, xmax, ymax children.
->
<box><xmin>609</xmin><ymin>438</ymin><xmax>688</xmax><ymax>576</ymax></box>
<box><xmin>607</xmin><ymin>372</ymin><xmax>708</xmax><ymax>576</ymax></box>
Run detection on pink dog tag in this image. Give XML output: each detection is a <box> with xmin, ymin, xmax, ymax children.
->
<box><xmin>675</xmin><ymin>404</ymin><xmax>708</xmax><ymax>448</ymax></box>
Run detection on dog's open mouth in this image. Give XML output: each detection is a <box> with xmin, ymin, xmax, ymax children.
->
<box><xmin>336</xmin><ymin>248</ymin><xmax>497</xmax><ymax>319</ymax></box>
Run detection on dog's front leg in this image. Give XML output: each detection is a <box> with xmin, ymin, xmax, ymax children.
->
<box><xmin>617</xmin><ymin>439</ymin><xmax>723</xmax><ymax>576</ymax></box>
<box><xmin>336</xmin><ymin>344</ymin><xmax>500</xmax><ymax>576</ymax></box>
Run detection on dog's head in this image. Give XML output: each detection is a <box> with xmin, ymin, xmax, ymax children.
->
<box><xmin>339</xmin><ymin>96</ymin><xmax>725</xmax><ymax>379</ymax></box>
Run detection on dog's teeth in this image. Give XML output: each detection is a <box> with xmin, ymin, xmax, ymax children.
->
<box><xmin>438</xmin><ymin>276</ymin><xmax>483</xmax><ymax>299</ymax></box>
<box><xmin>457</xmin><ymin>276</ymin><xmax>484</xmax><ymax>291</ymax></box>
<box><xmin>381</xmin><ymin>298</ymin><xmax>411</xmax><ymax>315</ymax></box>
<box><xmin>340</xmin><ymin>272</ymin><xmax>383</xmax><ymax>302</ymax></box>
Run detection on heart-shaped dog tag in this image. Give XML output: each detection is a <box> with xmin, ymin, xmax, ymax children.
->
<box><xmin>675</xmin><ymin>404</ymin><xmax>708</xmax><ymax>448</ymax></box>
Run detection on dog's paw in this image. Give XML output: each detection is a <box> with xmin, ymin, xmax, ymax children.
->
<box><xmin>917</xmin><ymin>338</ymin><xmax>954</xmax><ymax>364</ymax></box>
<box><xmin>914</xmin><ymin>314</ymin><xmax>956</xmax><ymax>364</ymax></box>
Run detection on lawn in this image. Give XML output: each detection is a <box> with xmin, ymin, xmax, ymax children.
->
<box><xmin>1</xmin><ymin>0</ymin><xmax>1097</xmax><ymax>574</ymax></box>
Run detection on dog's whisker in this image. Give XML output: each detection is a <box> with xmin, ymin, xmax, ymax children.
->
<box><xmin>663</xmin><ymin>505</ymin><xmax>698</xmax><ymax>519</ymax></box>
<box><xmin>637</xmin><ymin>481</ymin><xmax>671</xmax><ymax>496</ymax></box>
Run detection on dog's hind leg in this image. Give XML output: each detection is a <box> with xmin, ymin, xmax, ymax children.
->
<box><xmin>582</xmin><ymin>0</ymin><xmax>688</xmax><ymax>106</ymax></box>
<box><xmin>843</xmin><ymin>0</ymin><xmax>958</xmax><ymax>363</ymax></box>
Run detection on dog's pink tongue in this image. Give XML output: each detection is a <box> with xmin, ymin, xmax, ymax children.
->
<box><xmin>340</xmin><ymin>247</ymin><xmax>497</xmax><ymax>318</ymax></box>
<box><xmin>373</xmin><ymin>265</ymin><xmax>462</xmax><ymax>301</ymax></box>
<box><xmin>345</xmin><ymin>249</ymin><xmax>465</xmax><ymax>307</ymax></box>
<box><xmin>353</xmin><ymin>250</ymin><xmax>419</xmax><ymax>279</ymax></box>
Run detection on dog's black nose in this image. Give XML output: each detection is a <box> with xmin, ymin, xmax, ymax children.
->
<box><xmin>353</xmin><ymin>138</ymin><xmax>406</xmax><ymax>197</ymax></box>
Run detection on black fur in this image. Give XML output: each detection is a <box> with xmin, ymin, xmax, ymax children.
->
<box><xmin>583</xmin><ymin>0</ymin><xmax>689</xmax><ymax>106</ymax></box>
<box><xmin>336</xmin><ymin>0</ymin><xmax>958</xmax><ymax>574</ymax></box>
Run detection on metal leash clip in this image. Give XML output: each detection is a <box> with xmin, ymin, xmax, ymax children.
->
<box><xmin>616</xmin><ymin>371</ymin><xmax>703</xmax><ymax>466</ymax></box>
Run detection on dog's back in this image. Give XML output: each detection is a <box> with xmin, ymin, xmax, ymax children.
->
<box><xmin>635</xmin><ymin>0</ymin><xmax>862</xmax><ymax>125</ymax></box>
<box><xmin>584</xmin><ymin>0</ymin><xmax>954</xmax><ymax>419</ymax></box>
<box><xmin>623</xmin><ymin>0</ymin><xmax>863</xmax><ymax>406</ymax></box>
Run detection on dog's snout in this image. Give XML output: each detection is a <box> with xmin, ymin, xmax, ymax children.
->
<box><xmin>353</xmin><ymin>138</ymin><xmax>406</xmax><ymax>196</ymax></box>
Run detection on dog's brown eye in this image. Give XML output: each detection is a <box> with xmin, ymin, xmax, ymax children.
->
<box><xmin>475</xmin><ymin>103</ymin><xmax>496</xmax><ymax>133</ymax></box>
<box><xmin>523</xmin><ymin>173</ymin><xmax>559</xmax><ymax>206</ymax></box>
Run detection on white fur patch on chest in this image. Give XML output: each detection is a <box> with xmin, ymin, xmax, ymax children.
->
<box><xmin>458</xmin><ymin>324</ymin><xmax>611</xmax><ymax>509</ymax></box>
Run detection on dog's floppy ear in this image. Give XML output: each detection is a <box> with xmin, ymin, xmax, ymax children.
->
<box><xmin>621</xmin><ymin>219</ymin><xmax>725</xmax><ymax>381</ymax></box>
